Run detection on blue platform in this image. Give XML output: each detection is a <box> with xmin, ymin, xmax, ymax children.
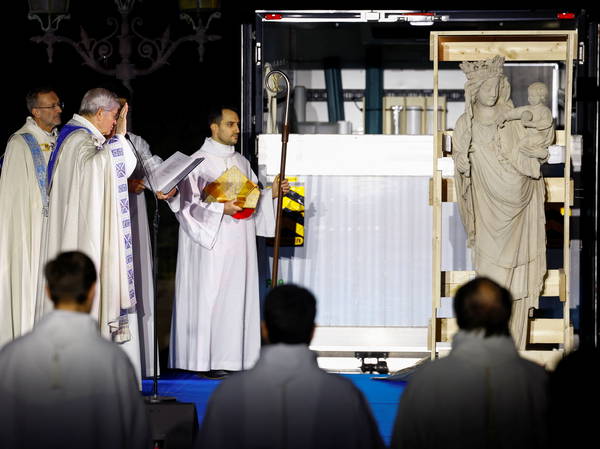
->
<box><xmin>142</xmin><ymin>370</ymin><xmax>406</xmax><ymax>445</ymax></box>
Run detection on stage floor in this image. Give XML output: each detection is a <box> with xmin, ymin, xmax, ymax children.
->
<box><xmin>142</xmin><ymin>370</ymin><xmax>407</xmax><ymax>445</ymax></box>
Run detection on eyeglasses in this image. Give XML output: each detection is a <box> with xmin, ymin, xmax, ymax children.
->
<box><xmin>34</xmin><ymin>102</ymin><xmax>64</xmax><ymax>110</ymax></box>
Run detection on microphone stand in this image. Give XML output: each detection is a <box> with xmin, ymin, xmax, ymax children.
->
<box><xmin>125</xmin><ymin>133</ymin><xmax>175</xmax><ymax>403</ymax></box>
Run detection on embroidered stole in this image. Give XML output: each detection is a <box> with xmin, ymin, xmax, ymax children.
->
<box><xmin>20</xmin><ymin>133</ymin><xmax>50</xmax><ymax>217</ymax></box>
<box><xmin>47</xmin><ymin>124</ymin><xmax>90</xmax><ymax>188</ymax></box>
<box><xmin>106</xmin><ymin>136</ymin><xmax>137</xmax><ymax>342</ymax></box>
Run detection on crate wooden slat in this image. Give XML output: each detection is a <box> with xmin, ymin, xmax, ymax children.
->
<box><xmin>434</xmin><ymin>317</ymin><xmax>458</xmax><ymax>343</ymax></box>
<box><xmin>434</xmin><ymin>318</ymin><xmax>566</xmax><ymax>345</ymax></box>
<box><xmin>430</xmin><ymin>31</ymin><xmax>577</xmax><ymax>62</ymax></box>
<box><xmin>529</xmin><ymin>319</ymin><xmax>565</xmax><ymax>344</ymax></box>
<box><xmin>429</xmin><ymin>177</ymin><xmax>573</xmax><ymax>205</ymax></box>
<box><xmin>442</xmin><ymin>269</ymin><xmax>565</xmax><ymax>299</ymax></box>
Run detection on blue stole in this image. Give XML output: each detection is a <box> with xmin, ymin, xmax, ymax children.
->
<box><xmin>47</xmin><ymin>124</ymin><xmax>90</xmax><ymax>188</ymax></box>
<box><xmin>20</xmin><ymin>133</ymin><xmax>49</xmax><ymax>217</ymax></box>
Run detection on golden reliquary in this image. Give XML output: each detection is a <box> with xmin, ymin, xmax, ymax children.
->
<box><xmin>202</xmin><ymin>166</ymin><xmax>260</xmax><ymax>218</ymax></box>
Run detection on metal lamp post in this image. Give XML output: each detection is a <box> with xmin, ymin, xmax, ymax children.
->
<box><xmin>28</xmin><ymin>0</ymin><xmax>221</xmax><ymax>91</ymax></box>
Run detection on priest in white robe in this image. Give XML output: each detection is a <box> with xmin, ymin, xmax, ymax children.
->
<box><xmin>0</xmin><ymin>87</ymin><xmax>62</xmax><ymax>348</ymax></box>
<box><xmin>167</xmin><ymin>107</ymin><xmax>288</xmax><ymax>376</ymax></box>
<box><xmin>43</xmin><ymin>88</ymin><xmax>142</xmax><ymax>379</ymax></box>
<box><xmin>196</xmin><ymin>284</ymin><xmax>385</xmax><ymax>449</ymax></box>
<box><xmin>0</xmin><ymin>250</ymin><xmax>151</xmax><ymax>449</ymax></box>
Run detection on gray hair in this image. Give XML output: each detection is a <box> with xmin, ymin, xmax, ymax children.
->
<box><xmin>78</xmin><ymin>88</ymin><xmax>119</xmax><ymax>116</ymax></box>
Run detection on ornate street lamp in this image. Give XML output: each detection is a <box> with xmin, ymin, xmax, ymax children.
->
<box><xmin>28</xmin><ymin>0</ymin><xmax>221</xmax><ymax>91</ymax></box>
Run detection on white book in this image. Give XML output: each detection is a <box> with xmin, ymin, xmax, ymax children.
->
<box><xmin>147</xmin><ymin>151</ymin><xmax>204</xmax><ymax>193</ymax></box>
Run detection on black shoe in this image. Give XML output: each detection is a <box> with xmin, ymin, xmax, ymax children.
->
<box><xmin>199</xmin><ymin>369</ymin><xmax>229</xmax><ymax>380</ymax></box>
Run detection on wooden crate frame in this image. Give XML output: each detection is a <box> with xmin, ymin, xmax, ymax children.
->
<box><xmin>430</xmin><ymin>30</ymin><xmax>577</xmax><ymax>359</ymax></box>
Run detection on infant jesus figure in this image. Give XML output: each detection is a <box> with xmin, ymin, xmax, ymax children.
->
<box><xmin>497</xmin><ymin>81</ymin><xmax>555</xmax><ymax>160</ymax></box>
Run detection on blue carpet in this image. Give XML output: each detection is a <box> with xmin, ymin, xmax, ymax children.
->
<box><xmin>142</xmin><ymin>370</ymin><xmax>406</xmax><ymax>445</ymax></box>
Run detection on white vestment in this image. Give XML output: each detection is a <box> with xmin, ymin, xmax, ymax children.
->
<box><xmin>0</xmin><ymin>117</ymin><xmax>56</xmax><ymax>348</ymax></box>
<box><xmin>0</xmin><ymin>310</ymin><xmax>151</xmax><ymax>449</ymax></box>
<box><xmin>44</xmin><ymin>114</ymin><xmax>142</xmax><ymax>380</ymax></box>
<box><xmin>390</xmin><ymin>331</ymin><xmax>548</xmax><ymax>449</ymax></box>
<box><xmin>168</xmin><ymin>137</ymin><xmax>276</xmax><ymax>372</ymax></box>
<box><xmin>128</xmin><ymin>132</ymin><xmax>160</xmax><ymax>377</ymax></box>
<box><xmin>196</xmin><ymin>344</ymin><xmax>385</xmax><ymax>449</ymax></box>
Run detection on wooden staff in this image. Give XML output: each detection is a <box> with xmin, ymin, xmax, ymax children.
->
<box><xmin>265</xmin><ymin>70</ymin><xmax>290</xmax><ymax>288</ymax></box>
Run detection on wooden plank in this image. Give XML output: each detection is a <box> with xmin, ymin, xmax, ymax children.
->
<box><xmin>442</xmin><ymin>269</ymin><xmax>564</xmax><ymax>298</ymax></box>
<box><xmin>435</xmin><ymin>318</ymin><xmax>565</xmax><ymax>345</ymax></box>
<box><xmin>430</xmin><ymin>34</ymin><xmax>441</xmax><ymax>360</ymax></box>
<box><xmin>555</xmin><ymin>130</ymin><xmax>565</xmax><ymax>146</ymax></box>
<box><xmin>430</xmin><ymin>30</ymin><xmax>577</xmax><ymax>62</ymax></box>
<box><xmin>441</xmin><ymin>271</ymin><xmax>476</xmax><ymax>297</ymax></box>
<box><xmin>439</xmin><ymin>40</ymin><xmax>568</xmax><ymax>62</ymax></box>
<box><xmin>563</xmin><ymin>32</ymin><xmax>575</xmax><ymax>353</ymax></box>
<box><xmin>529</xmin><ymin>319</ymin><xmax>565</xmax><ymax>344</ymax></box>
<box><xmin>435</xmin><ymin>317</ymin><xmax>458</xmax><ymax>343</ymax></box>
<box><xmin>545</xmin><ymin>178</ymin><xmax>574</xmax><ymax>204</ymax></box>
<box><xmin>519</xmin><ymin>349</ymin><xmax>564</xmax><ymax>370</ymax></box>
<box><xmin>430</xmin><ymin>177</ymin><xmax>574</xmax><ymax>205</ymax></box>
<box><xmin>540</xmin><ymin>269</ymin><xmax>567</xmax><ymax>301</ymax></box>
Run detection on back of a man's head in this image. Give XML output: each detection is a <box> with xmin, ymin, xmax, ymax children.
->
<box><xmin>264</xmin><ymin>284</ymin><xmax>316</xmax><ymax>345</ymax></box>
<box><xmin>44</xmin><ymin>251</ymin><xmax>97</xmax><ymax>307</ymax></box>
<box><xmin>453</xmin><ymin>277</ymin><xmax>512</xmax><ymax>337</ymax></box>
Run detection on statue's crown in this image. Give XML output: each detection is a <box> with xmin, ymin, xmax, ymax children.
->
<box><xmin>460</xmin><ymin>55</ymin><xmax>505</xmax><ymax>80</ymax></box>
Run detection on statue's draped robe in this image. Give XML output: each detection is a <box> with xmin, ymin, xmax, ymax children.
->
<box><xmin>453</xmin><ymin>107</ymin><xmax>547</xmax><ymax>349</ymax></box>
<box><xmin>0</xmin><ymin>118</ymin><xmax>56</xmax><ymax>347</ymax></box>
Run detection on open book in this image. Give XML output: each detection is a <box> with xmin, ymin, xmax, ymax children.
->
<box><xmin>146</xmin><ymin>151</ymin><xmax>204</xmax><ymax>193</ymax></box>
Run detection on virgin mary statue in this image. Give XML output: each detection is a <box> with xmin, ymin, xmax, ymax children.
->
<box><xmin>452</xmin><ymin>55</ymin><xmax>553</xmax><ymax>349</ymax></box>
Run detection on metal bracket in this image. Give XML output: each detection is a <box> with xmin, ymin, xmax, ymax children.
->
<box><xmin>355</xmin><ymin>351</ymin><xmax>389</xmax><ymax>374</ymax></box>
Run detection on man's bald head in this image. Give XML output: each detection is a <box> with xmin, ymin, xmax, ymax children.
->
<box><xmin>453</xmin><ymin>277</ymin><xmax>512</xmax><ymax>337</ymax></box>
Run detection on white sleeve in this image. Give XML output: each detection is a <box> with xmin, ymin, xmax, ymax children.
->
<box><xmin>169</xmin><ymin>171</ymin><xmax>224</xmax><ymax>249</ymax></box>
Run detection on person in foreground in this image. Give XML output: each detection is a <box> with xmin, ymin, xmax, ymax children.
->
<box><xmin>195</xmin><ymin>284</ymin><xmax>385</xmax><ymax>449</ymax></box>
<box><xmin>0</xmin><ymin>251</ymin><xmax>151</xmax><ymax>449</ymax></box>
<box><xmin>390</xmin><ymin>277</ymin><xmax>548</xmax><ymax>449</ymax></box>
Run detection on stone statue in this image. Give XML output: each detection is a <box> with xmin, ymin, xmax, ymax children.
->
<box><xmin>452</xmin><ymin>55</ymin><xmax>555</xmax><ymax>349</ymax></box>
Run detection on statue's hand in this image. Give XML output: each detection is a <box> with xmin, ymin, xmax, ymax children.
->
<box><xmin>496</xmin><ymin>112</ymin><xmax>508</xmax><ymax>128</ymax></box>
<box><xmin>455</xmin><ymin>153</ymin><xmax>470</xmax><ymax>174</ymax></box>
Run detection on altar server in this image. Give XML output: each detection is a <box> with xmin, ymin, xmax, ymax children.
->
<box><xmin>166</xmin><ymin>106</ymin><xmax>288</xmax><ymax>378</ymax></box>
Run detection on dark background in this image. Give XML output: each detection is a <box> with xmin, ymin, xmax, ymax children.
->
<box><xmin>3</xmin><ymin>3</ymin><xmax>599</xmax><ymax>354</ymax></box>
